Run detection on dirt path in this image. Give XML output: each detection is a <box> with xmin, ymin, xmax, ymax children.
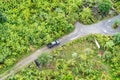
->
<box><xmin>0</xmin><ymin>14</ymin><xmax>120</xmax><ymax>80</ymax></box>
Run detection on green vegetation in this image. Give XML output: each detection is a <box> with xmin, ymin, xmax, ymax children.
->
<box><xmin>113</xmin><ymin>32</ymin><xmax>120</xmax><ymax>45</ymax></box>
<box><xmin>8</xmin><ymin>34</ymin><xmax>120</xmax><ymax>80</ymax></box>
<box><xmin>98</xmin><ymin>0</ymin><xmax>112</xmax><ymax>16</ymax></box>
<box><xmin>0</xmin><ymin>0</ymin><xmax>76</xmax><ymax>73</ymax></box>
<box><xmin>37</xmin><ymin>53</ymin><xmax>52</xmax><ymax>67</ymax></box>
<box><xmin>112</xmin><ymin>19</ymin><xmax>120</xmax><ymax>29</ymax></box>
<box><xmin>0</xmin><ymin>0</ymin><xmax>120</xmax><ymax>76</ymax></box>
<box><xmin>0</xmin><ymin>12</ymin><xmax>7</xmax><ymax>23</ymax></box>
<box><xmin>79</xmin><ymin>7</ymin><xmax>95</xmax><ymax>24</ymax></box>
<box><xmin>113</xmin><ymin>0</ymin><xmax>120</xmax><ymax>13</ymax></box>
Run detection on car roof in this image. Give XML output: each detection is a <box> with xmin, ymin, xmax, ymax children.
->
<box><xmin>51</xmin><ymin>41</ymin><xmax>56</xmax><ymax>44</ymax></box>
<box><xmin>56</xmin><ymin>40</ymin><xmax>59</xmax><ymax>43</ymax></box>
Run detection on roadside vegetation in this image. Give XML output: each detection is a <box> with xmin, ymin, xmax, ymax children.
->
<box><xmin>0</xmin><ymin>0</ymin><xmax>120</xmax><ymax>75</ymax></box>
<box><xmin>113</xmin><ymin>0</ymin><xmax>120</xmax><ymax>13</ymax></box>
<box><xmin>112</xmin><ymin>19</ymin><xmax>120</xmax><ymax>29</ymax></box>
<box><xmin>8</xmin><ymin>33</ymin><xmax>120</xmax><ymax>80</ymax></box>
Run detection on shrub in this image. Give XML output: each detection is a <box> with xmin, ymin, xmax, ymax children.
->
<box><xmin>112</xmin><ymin>19</ymin><xmax>120</xmax><ymax>29</ymax></box>
<box><xmin>98</xmin><ymin>0</ymin><xmax>112</xmax><ymax>16</ymax></box>
<box><xmin>37</xmin><ymin>53</ymin><xmax>52</xmax><ymax>66</ymax></box>
<box><xmin>104</xmin><ymin>40</ymin><xmax>114</xmax><ymax>51</ymax></box>
<box><xmin>102</xmin><ymin>51</ymin><xmax>112</xmax><ymax>62</ymax></box>
<box><xmin>113</xmin><ymin>32</ymin><xmax>120</xmax><ymax>45</ymax></box>
<box><xmin>79</xmin><ymin>7</ymin><xmax>95</xmax><ymax>24</ymax></box>
<box><xmin>113</xmin><ymin>1</ymin><xmax>120</xmax><ymax>13</ymax></box>
<box><xmin>0</xmin><ymin>12</ymin><xmax>7</xmax><ymax>23</ymax></box>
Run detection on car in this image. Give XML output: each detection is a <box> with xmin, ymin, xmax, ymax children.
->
<box><xmin>47</xmin><ymin>40</ymin><xmax>60</xmax><ymax>48</ymax></box>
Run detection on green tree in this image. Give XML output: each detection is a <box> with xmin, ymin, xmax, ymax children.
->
<box><xmin>79</xmin><ymin>7</ymin><xmax>95</xmax><ymax>24</ymax></box>
<box><xmin>104</xmin><ymin>40</ymin><xmax>114</xmax><ymax>51</ymax></box>
<box><xmin>0</xmin><ymin>12</ymin><xmax>7</xmax><ymax>23</ymax></box>
<box><xmin>98</xmin><ymin>0</ymin><xmax>112</xmax><ymax>16</ymax></box>
<box><xmin>37</xmin><ymin>53</ymin><xmax>51</xmax><ymax>66</ymax></box>
<box><xmin>112</xmin><ymin>19</ymin><xmax>120</xmax><ymax>29</ymax></box>
<box><xmin>113</xmin><ymin>32</ymin><xmax>120</xmax><ymax>45</ymax></box>
<box><xmin>113</xmin><ymin>1</ymin><xmax>120</xmax><ymax>13</ymax></box>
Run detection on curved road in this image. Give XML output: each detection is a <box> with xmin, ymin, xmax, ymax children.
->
<box><xmin>0</xmin><ymin>14</ymin><xmax>120</xmax><ymax>80</ymax></box>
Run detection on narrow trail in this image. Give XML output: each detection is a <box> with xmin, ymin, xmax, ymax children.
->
<box><xmin>0</xmin><ymin>14</ymin><xmax>120</xmax><ymax>80</ymax></box>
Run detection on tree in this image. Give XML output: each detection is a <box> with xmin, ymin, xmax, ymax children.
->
<box><xmin>79</xmin><ymin>7</ymin><xmax>94</xmax><ymax>24</ymax></box>
<box><xmin>113</xmin><ymin>1</ymin><xmax>120</xmax><ymax>13</ymax></box>
<box><xmin>0</xmin><ymin>12</ymin><xmax>7</xmax><ymax>23</ymax></box>
<box><xmin>104</xmin><ymin>40</ymin><xmax>114</xmax><ymax>51</ymax></box>
<box><xmin>113</xmin><ymin>32</ymin><xmax>120</xmax><ymax>45</ymax></box>
<box><xmin>112</xmin><ymin>19</ymin><xmax>120</xmax><ymax>29</ymax></box>
<box><xmin>37</xmin><ymin>53</ymin><xmax>51</xmax><ymax>66</ymax></box>
<box><xmin>98</xmin><ymin>0</ymin><xmax>112</xmax><ymax>16</ymax></box>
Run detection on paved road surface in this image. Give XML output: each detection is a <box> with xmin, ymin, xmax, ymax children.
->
<box><xmin>60</xmin><ymin>14</ymin><xmax>120</xmax><ymax>43</ymax></box>
<box><xmin>0</xmin><ymin>14</ymin><xmax>120</xmax><ymax>80</ymax></box>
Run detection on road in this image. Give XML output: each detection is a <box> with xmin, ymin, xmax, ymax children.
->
<box><xmin>60</xmin><ymin>14</ymin><xmax>120</xmax><ymax>43</ymax></box>
<box><xmin>0</xmin><ymin>14</ymin><xmax>120</xmax><ymax>80</ymax></box>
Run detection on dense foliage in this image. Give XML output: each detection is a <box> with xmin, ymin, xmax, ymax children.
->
<box><xmin>112</xmin><ymin>19</ymin><xmax>120</xmax><ymax>29</ymax></box>
<box><xmin>8</xmin><ymin>34</ymin><xmax>120</xmax><ymax>80</ymax></box>
<box><xmin>0</xmin><ymin>12</ymin><xmax>7</xmax><ymax>23</ymax></box>
<box><xmin>0</xmin><ymin>0</ymin><xmax>77</xmax><ymax>73</ymax></box>
<box><xmin>113</xmin><ymin>32</ymin><xmax>120</xmax><ymax>45</ymax></box>
<box><xmin>0</xmin><ymin>0</ymin><xmax>119</xmax><ymax>75</ymax></box>
<box><xmin>98</xmin><ymin>0</ymin><xmax>112</xmax><ymax>16</ymax></box>
<box><xmin>113</xmin><ymin>0</ymin><xmax>120</xmax><ymax>13</ymax></box>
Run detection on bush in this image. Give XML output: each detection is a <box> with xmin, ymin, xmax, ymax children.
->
<box><xmin>0</xmin><ymin>12</ymin><xmax>7</xmax><ymax>23</ymax></box>
<box><xmin>113</xmin><ymin>32</ymin><xmax>120</xmax><ymax>45</ymax></box>
<box><xmin>104</xmin><ymin>40</ymin><xmax>114</xmax><ymax>51</ymax></box>
<box><xmin>102</xmin><ymin>51</ymin><xmax>112</xmax><ymax>62</ymax></box>
<box><xmin>98</xmin><ymin>0</ymin><xmax>112</xmax><ymax>16</ymax></box>
<box><xmin>112</xmin><ymin>19</ymin><xmax>120</xmax><ymax>29</ymax></box>
<box><xmin>79</xmin><ymin>7</ymin><xmax>95</xmax><ymax>24</ymax></box>
<box><xmin>113</xmin><ymin>1</ymin><xmax>120</xmax><ymax>13</ymax></box>
<box><xmin>37</xmin><ymin>53</ymin><xmax>52</xmax><ymax>66</ymax></box>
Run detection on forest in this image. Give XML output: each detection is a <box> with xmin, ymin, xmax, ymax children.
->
<box><xmin>0</xmin><ymin>0</ymin><xmax>120</xmax><ymax>79</ymax></box>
